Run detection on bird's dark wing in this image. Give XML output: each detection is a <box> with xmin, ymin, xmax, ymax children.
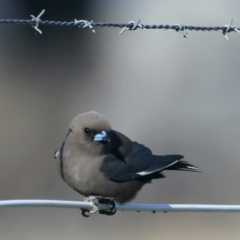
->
<box><xmin>100</xmin><ymin>135</ymin><xmax>185</xmax><ymax>182</ymax></box>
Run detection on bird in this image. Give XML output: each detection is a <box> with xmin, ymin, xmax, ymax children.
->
<box><xmin>54</xmin><ymin>111</ymin><xmax>198</xmax><ymax>216</ymax></box>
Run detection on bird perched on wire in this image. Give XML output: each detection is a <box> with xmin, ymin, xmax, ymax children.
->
<box><xmin>54</xmin><ymin>111</ymin><xmax>198</xmax><ymax>216</ymax></box>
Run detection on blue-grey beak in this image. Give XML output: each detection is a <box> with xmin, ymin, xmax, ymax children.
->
<box><xmin>94</xmin><ymin>131</ymin><xmax>110</xmax><ymax>143</ymax></box>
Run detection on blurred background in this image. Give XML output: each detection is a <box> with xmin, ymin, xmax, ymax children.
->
<box><xmin>0</xmin><ymin>0</ymin><xmax>240</xmax><ymax>239</ymax></box>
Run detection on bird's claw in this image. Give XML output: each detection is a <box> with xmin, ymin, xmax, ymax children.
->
<box><xmin>81</xmin><ymin>209</ymin><xmax>90</xmax><ymax>217</ymax></box>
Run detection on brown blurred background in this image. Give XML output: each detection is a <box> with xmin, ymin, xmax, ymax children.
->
<box><xmin>1</xmin><ymin>0</ymin><xmax>240</xmax><ymax>239</ymax></box>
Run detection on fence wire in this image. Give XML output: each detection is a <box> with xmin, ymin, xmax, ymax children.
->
<box><xmin>1</xmin><ymin>200</ymin><xmax>240</xmax><ymax>213</ymax></box>
<box><xmin>0</xmin><ymin>9</ymin><xmax>240</xmax><ymax>39</ymax></box>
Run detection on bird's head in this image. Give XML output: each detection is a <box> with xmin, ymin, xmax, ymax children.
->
<box><xmin>68</xmin><ymin>111</ymin><xmax>112</xmax><ymax>155</ymax></box>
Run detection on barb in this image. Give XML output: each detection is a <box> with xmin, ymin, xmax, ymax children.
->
<box><xmin>119</xmin><ymin>20</ymin><xmax>146</xmax><ymax>34</ymax></box>
<box><xmin>0</xmin><ymin>10</ymin><xmax>240</xmax><ymax>39</ymax></box>
<box><xmin>223</xmin><ymin>17</ymin><xmax>240</xmax><ymax>40</ymax></box>
<box><xmin>170</xmin><ymin>23</ymin><xmax>188</xmax><ymax>39</ymax></box>
<box><xmin>30</xmin><ymin>9</ymin><xmax>45</xmax><ymax>34</ymax></box>
<box><xmin>74</xmin><ymin>19</ymin><xmax>95</xmax><ymax>33</ymax></box>
<box><xmin>1</xmin><ymin>200</ymin><xmax>240</xmax><ymax>213</ymax></box>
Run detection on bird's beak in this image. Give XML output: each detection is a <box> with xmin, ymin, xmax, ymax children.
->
<box><xmin>94</xmin><ymin>131</ymin><xmax>111</xmax><ymax>143</ymax></box>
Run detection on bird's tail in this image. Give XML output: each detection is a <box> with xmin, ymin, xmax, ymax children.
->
<box><xmin>166</xmin><ymin>160</ymin><xmax>199</xmax><ymax>172</ymax></box>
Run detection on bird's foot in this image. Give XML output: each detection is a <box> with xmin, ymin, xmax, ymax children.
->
<box><xmin>81</xmin><ymin>196</ymin><xmax>99</xmax><ymax>217</ymax></box>
<box><xmin>98</xmin><ymin>197</ymin><xmax>116</xmax><ymax>216</ymax></box>
<box><xmin>81</xmin><ymin>196</ymin><xmax>116</xmax><ymax>217</ymax></box>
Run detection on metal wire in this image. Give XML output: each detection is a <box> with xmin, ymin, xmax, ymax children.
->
<box><xmin>0</xmin><ymin>9</ymin><xmax>240</xmax><ymax>39</ymax></box>
<box><xmin>3</xmin><ymin>19</ymin><xmax>240</xmax><ymax>32</ymax></box>
<box><xmin>1</xmin><ymin>200</ymin><xmax>240</xmax><ymax>213</ymax></box>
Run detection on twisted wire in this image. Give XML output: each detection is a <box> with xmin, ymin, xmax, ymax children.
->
<box><xmin>0</xmin><ymin>19</ymin><xmax>238</xmax><ymax>32</ymax></box>
<box><xmin>0</xmin><ymin>9</ymin><xmax>239</xmax><ymax>39</ymax></box>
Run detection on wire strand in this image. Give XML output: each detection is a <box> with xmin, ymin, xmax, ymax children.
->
<box><xmin>1</xmin><ymin>200</ymin><xmax>240</xmax><ymax>213</ymax></box>
<box><xmin>0</xmin><ymin>9</ymin><xmax>240</xmax><ymax>39</ymax></box>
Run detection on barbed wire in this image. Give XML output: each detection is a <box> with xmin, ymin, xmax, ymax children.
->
<box><xmin>1</xmin><ymin>200</ymin><xmax>240</xmax><ymax>214</ymax></box>
<box><xmin>0</xmin><ymin>9</ymin><xmax>240</xmax><ymax>39</ymax></box>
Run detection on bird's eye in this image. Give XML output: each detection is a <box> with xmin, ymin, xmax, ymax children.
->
<box><xmin>84</xmin><ymin>128</ymin><xmax>91</xmax><ymax>134</ymax></box>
